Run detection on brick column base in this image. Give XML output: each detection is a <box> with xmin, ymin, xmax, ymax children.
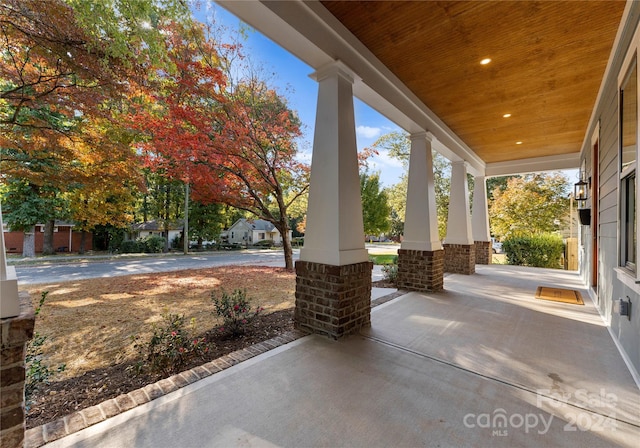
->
<box><xmin>295</xmin><ymin>260</ymin><xmax>372</xmax><ymax>339</ymax></box>
<box><xmin>475</xmin><ymin>241</ymin><xmax>492</xmax><ymax>265</ymax></box>
<box><xmin>444</xmin><ymin>244</ymin><xmax>476</xmax><ymax>275</ymax></box>
<box><xmin>1</xmin><ymin>292</ymin><xmax>35</xmax><ymax>448</ymax></box>
<box><xmin>397</xmin><ymin>249</ymin><xmax>444</xmax><ymax>292</ymax></box>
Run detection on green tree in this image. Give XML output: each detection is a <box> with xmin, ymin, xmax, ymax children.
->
<box><xmin>1</xmin><ymin>164</ymin><xmax>68</xmax><ymax>256</ymax></box>
<box><xmin>369</xmin><ymin>131</ymin><xmax>451</xmax><ymax>239</ymax></box>
<box><xmin>489</xmin><ymin>173</ymin><xmax>570</xmax><ymax>240</ymax></box>
<box><xmin>486</xmin><ymin>176</ymin><xmax>519</xmax><ymax>200</ymax></box>
<box><xmin>360</xmin><ymin>172</ymin><xmax>391</xmax><ymax>238</ymax></box>
<box><xmin>187</xmin><ymin>202</ymin><xmax>242</xmax><ymax>249</ymax></box>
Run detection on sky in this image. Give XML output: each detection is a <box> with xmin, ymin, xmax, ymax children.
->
<box><xmin>191</xmin><ymin>2</ymin><xmax>406</xmax><ymax>188</ymax></box>
<box><xmin>191</xmin><ymin>3</ymin><xmax>579</xmax><ymax>190</ymax></box>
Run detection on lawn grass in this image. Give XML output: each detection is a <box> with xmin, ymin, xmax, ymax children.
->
<box><xmin>492</xmin><ymin>253</ymin><xmax>507</xmax><ymax>264</ymax></box>
<box><xmin>21</xmin><ymin>266</ymin><xmax>295</xmax><ymax>379</ymax></box>
<box><xmin>368</xmin><ymin>254</ymin><xmax>398</xmax><ymax>265</ymax></box>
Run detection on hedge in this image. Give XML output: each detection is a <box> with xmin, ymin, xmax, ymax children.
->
<box><xmin>502</xmin><ymin>234</ymin><xmax>565</xmax><ymax>269</ymax></box>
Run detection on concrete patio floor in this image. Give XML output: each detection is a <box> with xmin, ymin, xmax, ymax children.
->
<box><xmin>46</xmin><ymin>265</ymin><xmax>640</xmax><ymax>447</ymax></box>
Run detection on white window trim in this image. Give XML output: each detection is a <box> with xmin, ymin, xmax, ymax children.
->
<box><xmin>618</xmin><ymin>26</ymin><xmax>640</xmax><ymax>281</ymax></box>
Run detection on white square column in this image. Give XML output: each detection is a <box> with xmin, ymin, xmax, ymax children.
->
<box><xmin>444</xmin><ymin>160</ymin><xmax>475</xmax><ymax>274</ymax></box>
<box><xmin>295</xmin><ymin>61</ymin><xmax>372</xmax><ymax>339</ymax></box>
<box><xmin>1</xmin><ymin>202</ymin><xmax>20</xmax><ymax>318</ymax></box>
<box><xmin>471</xmin><ymin>175</ymin><xmax>492</xmax><ymax>264</ymax></box>
<box><xmin>299</xmin><ymin>61</ymin><xmax>368</xmax><ymax>266</ymax></box>
<box><xmin>401</xmin><ymin>132</ymin><xmax>442</xmax><ymax>252</ymax></box>
<box><xmin>397</xmin><ymin>132</ymin><xmax>444</xmax><ymax>291</ymax></box>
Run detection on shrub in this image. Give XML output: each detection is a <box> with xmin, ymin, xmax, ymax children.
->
<box><xmin>382</xmin><ymin>264</ymin><xmax>398</xmax><ymax>283</ymax></box>
<box><xmin>25</xmin><ymin>292</ymin><xmax>66</xmax><ymax>410</ymax></box>
<box><xmin>291</xmin><ymin>237</ymin><xmax>304</xmax><ymax>247</ymax></box>
<box><xmin>211</xmin><ymin>289</ymin><xmax>263</xmax><ymax>336</ymax></box>
<box><xmin>502</xmin><ymin>234</ymin><xmax>565</xmax><ymax>268</ymax></box>
<box><xmin>253</xmin><ymin>239</ymin><xmax>274</xmax><ymax>247</ymax></box>
<box><xmin>130</xmin><ymin>312</ymin><xmax>208</xmax><ymax>375</ymax></box>
<box><xmin>141</xmin><ymin>235</ymin><xmax>165</xmax><ymax>253</ymax></box>
<box><xmin>119</xmin><ymin>240</ymin><xmax>142</xmax><ymax>253</ymax></box>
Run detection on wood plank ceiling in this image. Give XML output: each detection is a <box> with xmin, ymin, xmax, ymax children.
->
<box><xmin>321</xmin><ymin>1</ymin><xmax>626</xmax><ymax>164</ymax></box>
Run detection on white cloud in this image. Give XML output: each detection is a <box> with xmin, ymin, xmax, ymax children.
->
<box><xmin>356</xmin><ymin>125</ymin><xmax>381</xmax><ymax>139</ymax></box>
<box><xmin>374</xmin><ymin>149</ymin><xmax>404</xmax><ymax>169</ymax></box>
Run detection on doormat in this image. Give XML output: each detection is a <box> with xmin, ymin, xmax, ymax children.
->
<box><xmin>535</xmin><ymin>287</ymin><xmax>584</xmax><ymax>305</ymax></box>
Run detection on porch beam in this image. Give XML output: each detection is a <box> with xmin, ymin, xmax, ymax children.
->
<box><xmin>216</xmin><ymin>0</ymin><xmax>485</xmax><ymax>176</ymax></box>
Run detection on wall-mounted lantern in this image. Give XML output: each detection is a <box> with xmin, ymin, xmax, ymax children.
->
<box><xmin>574</xmin><ymin>177</ymin><xmax>591</xmax><ymax>225</ymax></box>
<box><xmin>574</xmin><ymin>179</ymin><xmax>589</xmax><ymax>202</ymax></box>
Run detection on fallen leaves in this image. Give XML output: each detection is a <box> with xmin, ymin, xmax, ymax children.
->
<box><xmin>22</xmin><ymin>266</ymin><xmax>295</xmax><ymax>378</ymax></box>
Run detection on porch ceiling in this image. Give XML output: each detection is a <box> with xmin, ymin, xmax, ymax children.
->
<box><xmin>320</xmin><ymin>1</ymin><xmax>625</xmax><ymax>166</ymax></box>
<box><xmin>217</xmin><ymin>0</ymin><xmax>627</xmax><ymax>174</ymax></box>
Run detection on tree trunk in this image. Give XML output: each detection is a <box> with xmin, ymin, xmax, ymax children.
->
<box><xmin>42</xmin><ymin>220</ymin><xmax>55</xmax><ymax>255</ymax></box>
<box><xmin>277</xmin><ymin>218</ymin><xmax>294</xmax><ymax>270</ymax></box>
<box><xmin>22</xmin><ymin>227</ymin><xmax>36</xmax><ymax>258</ymax></box>
<box><xmin>79</xmin><ymin>230</ymin><xmax>86</xmax><ymax>255</ymax></box>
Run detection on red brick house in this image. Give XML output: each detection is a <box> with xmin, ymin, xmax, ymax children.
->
<box><xmin>2</xmin><ymin>221</ymin><xmax>92</xmax><ymax>254</ymax></box>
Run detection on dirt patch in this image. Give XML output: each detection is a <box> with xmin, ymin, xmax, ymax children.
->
<box><xmin>21</xmin><ymin>266</ymin><xmax>296</xmax><ymax>428</ymax></box>
<box><xmin>372</xmin><ymin>279</ymin><xmax>396</xmax><ymax>288</ymax></box>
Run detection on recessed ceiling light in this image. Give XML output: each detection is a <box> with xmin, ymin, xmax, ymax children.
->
<box><xmin>480</xmin><ymin>58</ymin><xmax>492</xmax><ymax>65</ymax></box>
<box><xmin>516</xmin><ymin>141</ymin><xmax>523</xmax><ymax>145</ymax></box>
<box><xmin>503</xmin><ymin>113</ymin><xmax>511</xmax><ymax>118</ymax></box>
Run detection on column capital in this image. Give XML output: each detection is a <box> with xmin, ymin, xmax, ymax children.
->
<box><xmin>409</xmin><ymin>131</ymin><xmax>436</xmax><ymax>143</ymax></box>
<box><xmin>450</xmin><ymin>159</ymin><xmax>467</xmax><ymax>167</ymax></box>
<box><xmin>310</xmin><ymin>60</ymin><xmax>359</xmax><ymax>84</ymax></box>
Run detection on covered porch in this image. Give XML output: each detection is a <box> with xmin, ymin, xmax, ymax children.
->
<box><xmin>38</xmin><ymin>265</ymin><xmax>640</xmax><ymax>447</ymax></box>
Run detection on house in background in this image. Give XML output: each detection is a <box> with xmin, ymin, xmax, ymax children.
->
<box><xmin>224</xmin><ymin>218</ymin><xmax>290</xmax><ymax>245</ymax></box>
<box><xmin>2</xmin><ymin>220</ymin><xmax>92</xmax><ymax>254</ymax></box>
<box><xmin>130</xmin><ymin>220</ymin><xmax>183</xmax><ymax>243</ymax></box>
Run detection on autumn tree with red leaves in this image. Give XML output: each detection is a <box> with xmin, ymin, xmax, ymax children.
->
<box><xmin>133</xmin><ymin>23</ymin><xmax>308</xmax><ymax>269</ymax></box>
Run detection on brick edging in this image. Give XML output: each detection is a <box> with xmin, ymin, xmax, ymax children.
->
<box><xmin>24</xmin><ymin>329</ymin><xmax>308</xmax><ymax>448</ymax></box>
<box><xmin>371</xmin><ymin>290</ymin><xmax>407</xmax><ymax>307</ymax></box>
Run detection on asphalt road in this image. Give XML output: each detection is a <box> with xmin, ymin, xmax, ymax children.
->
<box><xmin>13</xmin><ymin>244</ymin><xmax>398</xmax><ymax>286</ymax></box>
<box><xmin>14</xmin><ymin>250</ymin><xmax>298</xmax><ymax>285</ymax></box>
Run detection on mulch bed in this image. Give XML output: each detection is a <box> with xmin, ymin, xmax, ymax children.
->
<box><xmin>26</xmin><ymin>309</ymin><xmax>294</xmax><ymax>429</ymax></box>
<box><xmin>27</xmin><ymin>278</ymin><xmax>400</xmax><ymax>429</ymax></box>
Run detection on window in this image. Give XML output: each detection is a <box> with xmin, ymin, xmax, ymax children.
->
<box><xmin>620</xmin><ymin>56</ymin><xmax>638</xmax><ymax>271</ymax></box>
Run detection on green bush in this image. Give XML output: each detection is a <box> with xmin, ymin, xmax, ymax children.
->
<box><xmin>211</xmin><ymin>289</ymin><xmax>263</xmax><ymax>336</ymax></box>
<box><xmin>142</xmin><ymin>235</ymin><xmax>165</xmax><ymax>253</ymax></box>
<box><xmin>130</xmin><ymin>312</ymin><xmax>208</xmax><ymax>376</ymax></box>
<box><xmin>502</xmin><ymin>234</ymin><xmax>565</xmax><ymax>268</ymax></box>
<box><xmin>253</xmin><ymin>239</ymin><xmax>274</xmax><ymax>247</ymax></box>
<box><xmin>291</xmin><ymin>237</ymin><xmax>304</xmax><ymax>247</ymax></box>
<box><xmin>119</xmin><ymin>240</ymin><xmax>142</xmax><ymax>253</ymax></box>
<box><xmin>382</xmin><ymin>264</ymin><xmax>398</xmax><ymax>283</ymax></box>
